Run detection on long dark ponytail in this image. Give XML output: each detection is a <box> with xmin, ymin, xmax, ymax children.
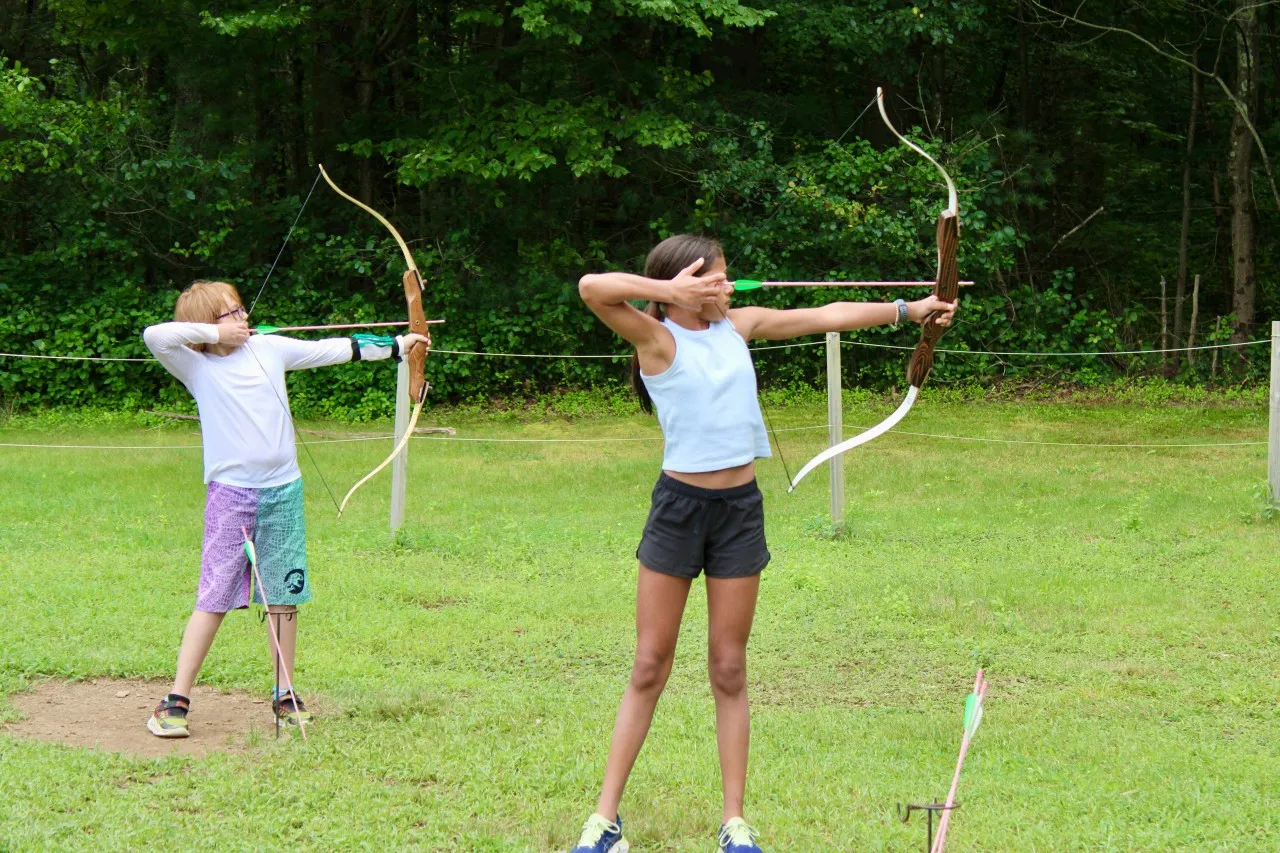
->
<box><xmin>630</xmin><ymin>234</ymin><xmax>724</xmax><ymax>414</ymax></box>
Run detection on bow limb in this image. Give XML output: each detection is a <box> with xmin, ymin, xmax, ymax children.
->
<box><xmin>787</xmin><ymin>387</ymin><xmax>918</xmax><ymax>492</ymax></box>
<box><xmin>318</xmin><ymin>164</ymin><xmax>419</xmax><ymax>277</ymax></box>
<box><xmin>877</xmin><ymin>87</ymin><xmax>961</xmax><ymax>388</ymax></box>
<box><xmin>318</xmin><ymin>165</ymin><xmax>429</xmax><ymax>404</ymax></box>
<box><xmin>876</xmin><ymin>89</ymin><xmax>959</xmax><ymax>219</ymax></box>
<box><xmin>337</xmin><ymin>397</ymin><xmax>424</xmax><ymax>517</ymax></box>
<box><xmin>318</xmin><ymin>165</ymin><xmax>433</xmax><ymax>515</ymax></box>
<box><xmin>788</xmin><ymin>89</ymin><xmax>960</xmax><ymax>491</ymax></box>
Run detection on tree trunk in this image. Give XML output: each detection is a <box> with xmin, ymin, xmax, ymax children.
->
<box><xmin>288</xmin><ymin>49</ymin><xmax>308</xmax><ymax>180</ymax></box>
<box><xmin>1212</xmin><ymin>170</ymin><xmax>1232</xmax><ymax>304</ymax></box>
<box><xmin>1228</xmin><ymin>1</ymin><xmax>1259</xmax><ymax>344</ymax></box>
<box><xmin>145</xmin><ymin>52</ymin><xmax>171</xmax><ymax>142</ymax></box>
<box><xmin>1172</xmin><ymin>54</ymin><xmax>1201</xmax><ymax>373</ymax></box>
<box><xmin>1017</xmin><ymin>0</ymin><xmax>1031</xmax><ymax>127</ymax></box>
<box><xmin>1161</xmin><ymin>275</ymin><xmax>1170</xmax><ymax>376</ymax></box>
<box><xmin>252</xmin><ymin>81</ymin><xmax>274</xmax><ymax>206</ymax></box>
<box><xmin>1188</xmin><ymin>274</ymin><xmax>1201</xmax><ymax>367</ymax></box>
<box><xmin>9</xmin><ymin>0</ymin><xmax>40</xmax><ymax>65</ymax></box>
<box><xmin>312</xmin><ymin>5</ymin><xmax>341</xmax><ymax>174</ymax></box>
<box><xmin>1211</xmin><ymin>316</ymin><xmax>1223</xmax><ymax>379</ymax></box>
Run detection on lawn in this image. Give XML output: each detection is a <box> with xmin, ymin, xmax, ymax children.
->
<box><xmin>0</xmin><ymin>398</ymin><xmax>1275</xmax><ymax>851</ymax></box>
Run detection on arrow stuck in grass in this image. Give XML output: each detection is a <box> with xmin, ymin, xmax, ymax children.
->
<box><xmin>931</xmin><ymin>669</ymin><xmax>988</xmax><ymax>853</ymax></box>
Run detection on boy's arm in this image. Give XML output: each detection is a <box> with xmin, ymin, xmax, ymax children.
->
<box><xmin>142</xmin><ymin>322</ymin><xmax>219</xmax><ymax>382</ymax></box>
<box><xmin>266</xmin><ymin>334</ymin><xmax>408</xmax><ymax>371</ymax></box>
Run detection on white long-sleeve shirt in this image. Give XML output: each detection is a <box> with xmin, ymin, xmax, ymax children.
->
<box><xmin>143</xmin><ymin>322</ymin><xmax>392</xmax><ymax>488</ymax></box>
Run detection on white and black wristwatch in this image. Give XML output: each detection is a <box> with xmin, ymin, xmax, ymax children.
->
<box><xmin>892</xmin><ymin>298</ymin><xmax>908</xmax><ymax>327</ymax></box>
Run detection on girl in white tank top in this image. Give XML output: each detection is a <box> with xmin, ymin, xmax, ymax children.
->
<box><xmin>571</xmin><ymin>234</ymin><xmax>956</xmax><ymax>853</ymax></box>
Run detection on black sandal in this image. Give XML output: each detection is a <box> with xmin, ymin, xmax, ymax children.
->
<box><xmin>272</xmin><ymin>690</ymin><xmax>313</xmax><ymax>727</ymax></box>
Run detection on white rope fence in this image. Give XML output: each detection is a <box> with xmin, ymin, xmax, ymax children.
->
<box><xmin>0</xmin><ymin>423</ymin><xmax>824</xmax><ymax>451</ymax></box>
<box><xmin>0</xmin><ymin>338</ymin><xmax>1266</xmax><ymax>458</ymax></box>
<box><xmin>1</xmin><ymin>422</ymin><xmax>1261</xmax><ymax>452</ymax></box>
<box><xmin>839</xmin><ymin>339</ymin><xmax>1265</xmax><ymax>356</ymax></box>
<box><xmin>0</xmin><ymin>335</ymin><xmax>1264</xmax><ymax>364</ymax></box>
<box><xmin>5</xmin><ymin>325</ymin><xmax>1276</xmax><ymax>534</ymax></box>
<box><xmin>0</xmin><ymin>352</ymin><xmax>154</xmax><ymax>362</ymax></box>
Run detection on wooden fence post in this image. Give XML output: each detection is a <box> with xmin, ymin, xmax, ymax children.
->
<box><xmin>1269</xmin><ymin>322</ymin><xmax>1280</xmax><ymax>502</ymax></box>
<box><xmin>826</xmin><ymin>332</ymin><xmax>845</xmax><ymax>525</ymax></box>
<box><xmin>390</xmin><ymin>360</ymin><xmax>409</xmax><ymax>534</ymax></box>
<box><xmin>1160</xmin><ymin>275</ymin><xmax>1169</xmax><ymax>375</ymax></box>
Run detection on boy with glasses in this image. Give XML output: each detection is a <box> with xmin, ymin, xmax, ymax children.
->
<box><xmin>142</xmin><ymin>279</ymin><xmax>427</xmax><ymax>737</ymax></box>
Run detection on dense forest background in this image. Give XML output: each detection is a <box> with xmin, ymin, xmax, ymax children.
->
<box><xmin>2</xmin><ymin>1</ymin><xmax>1277</xmax><ymax>416</ymax></box>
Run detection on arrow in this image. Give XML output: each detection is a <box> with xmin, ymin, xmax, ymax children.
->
<box><xmin>732</xmin><ymin>279</ymin><xmax>974</xmax><ymax>291</ymax></box>
<box><xmin>252</xmin><ymin>319</ymin><xmax>445</xmax><ymax>335</ymax></box>
<box><xmin>931</xmin><ymin>669</ymin><xmax>988</xmax><ymax>853</ymax></box>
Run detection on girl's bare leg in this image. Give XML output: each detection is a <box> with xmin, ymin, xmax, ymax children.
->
<box><xmin>706</xmin><ymin>573</ymin><xmax>760</xmax><ymax>823</ymax></box>
<box><xmin>594</xmin><ymin>565</ymin><xmax>693</xmax><ymax>819</ymax></box>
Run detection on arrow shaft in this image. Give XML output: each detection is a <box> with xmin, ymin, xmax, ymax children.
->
<box><xmin>930</xmin><ymin>732</ymin><xmax>973</xmax><ymax>853</ymax></box>
<box><xmin>253</xmin><ymin>320</ymin><xmax>444</xmax><ymax>334</ymax></box>
<box><xmin>242</xmin><ymin>526</ymin><xmax>307</xmax><ymax>741</ymax></box>
<box><xmin>932</xmin><ymin>671</ymin><xmax>987</xmax><ymax>853</ymax></box>
<box><xmin>735</xmin><ymin>280</ymin><xmax>973</xmax><ymax>289</ymax></box>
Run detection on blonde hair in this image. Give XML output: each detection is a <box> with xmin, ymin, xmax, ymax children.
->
<box><xmin>175</xmin><ymin>280</ymin><xmax>243</xmax><ymax>352</ymax></box>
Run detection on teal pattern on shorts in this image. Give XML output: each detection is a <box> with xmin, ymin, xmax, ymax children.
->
<box><xmin>199</xmin><ymin>478</ymin><xmax>310</xmax><ymax>612</ymax></box>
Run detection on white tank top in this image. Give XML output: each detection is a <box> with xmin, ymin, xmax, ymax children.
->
<box><xmin>640</xmin><ymin>317</ymin><xmax>772</xmax><ymax>473</ymax></box>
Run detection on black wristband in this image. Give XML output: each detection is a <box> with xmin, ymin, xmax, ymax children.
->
<box><xmin>350</xmin><ymin>339</ymin><xmax>362</xmax><ymax>362</ymax></box>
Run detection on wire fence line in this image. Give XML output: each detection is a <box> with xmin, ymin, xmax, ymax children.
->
<box><xmin>1</xmin><ymin>421</ymin><xmax>1261</xmax><ymax>452</ymax></box>
<box><xmin>1</xmin><ymin>337</ymin><xmax>1267</xmax><ymax>453</ymax></box>
<box><xmin>839</xmin><ymin>339</ymin><xmax>1266</xmax><ymax>357</ymax></box>
<box><xmin>0</xmin><ymin>334</ymin><xmax>1266</xmax><ymax>364</ymax></box>
<box><xmin>0</xmin><ymin>352</ymin><xmax>155</xmax><ymax>363</ymax></box>
<box><xmin>0</xmin><ymin>423</ymin><xmax>824</xmax><ymax>451</ymax></box>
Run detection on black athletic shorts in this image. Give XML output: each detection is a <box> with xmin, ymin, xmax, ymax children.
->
<box><xmin>635</xmin><ymin>473</ymin><xmax>770</xmax><ymax>579</ymax></box>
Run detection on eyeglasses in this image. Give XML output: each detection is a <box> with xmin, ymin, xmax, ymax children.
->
<box><xmin>216</xmin><ymin>306</ymin><xmax>247</xmax><ymax>321</ymax></box>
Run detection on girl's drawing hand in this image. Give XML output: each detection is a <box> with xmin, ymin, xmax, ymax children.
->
<box><xmin>668</xmin><ymin>258</ymin><xmax>730</xmax><ymax>311</ymax></box>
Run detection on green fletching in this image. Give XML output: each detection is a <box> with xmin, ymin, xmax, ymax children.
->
<box><xmin>963</xmin><ymin>693</ymin><xmax>983</xmax><ymax>737</ymax></box>
<box><xmin>733</xmin><ymin>279</ymin><xmax>763</xmax><ymax>291</ymax></box>
<box><xmin>242</xmin><ymin>540</ymin><xmax>256</xmax><ymax>566</ymax></box>
<box><xmin>352</xmin><ymin>333</ymin><xmax>396</xmax><ymax>348</ymax></box>
<box><xmin>253</xmin><ymin>325</ymin><xmax>281</xmax><ymax>335</ymax></box>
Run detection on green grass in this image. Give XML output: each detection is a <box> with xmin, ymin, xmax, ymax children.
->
<box><xmin>1</xmin><ymin>399</ymin><xmax>1277</xmax><ymax>850</ymax></box>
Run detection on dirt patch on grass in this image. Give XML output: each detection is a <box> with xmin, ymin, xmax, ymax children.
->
<box><xmin>4</xmin><ymin>678</ymin><xmax>302</xmax><ymax>758</ymax></box>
